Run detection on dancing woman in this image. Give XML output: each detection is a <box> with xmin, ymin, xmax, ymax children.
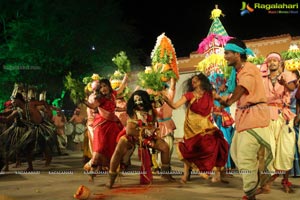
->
<box><xmin>163</xmin><ymin>73</ymin><xmax>229</xmax><ymax>183</ymax></box>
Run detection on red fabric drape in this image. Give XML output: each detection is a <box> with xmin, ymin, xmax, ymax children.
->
<box><xmin>138</xmin><ymin>148</ymin><xmax>153</xmax><ymax>184</ymax></box>
<box><xmin>178</xmin><ymin>130</ymin><xmax>229</xmax><ymax>171</ymax></box>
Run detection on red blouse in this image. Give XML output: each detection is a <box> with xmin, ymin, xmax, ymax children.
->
<box><xmin>184</xmin><ymin>91</ymin><xmax>213</xmax><ymax>116</ymax></box>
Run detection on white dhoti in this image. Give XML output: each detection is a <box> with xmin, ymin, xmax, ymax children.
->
<box><xmin>269</xmin><ymin>114</ymin><xmax>295</xmax><ymax>171</ymax></box>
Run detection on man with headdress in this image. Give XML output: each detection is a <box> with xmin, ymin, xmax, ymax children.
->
<box><xmin>0</xmin><ymin>100</ymin><xmax>15</xmax><ymax>171</ymax></box>
<box><xmin>261</xmin><ymin>52</ymin><xmax>297</xmax><ymax>193</ymax></box>
<box><xmin>0</xmin><ymin>86</ymin><xmax>29</xmax><ymax>170</ymax></box>
<box><xmin>1</xmin><ymin>83</ymin><xmax>56</xmax><ymax>171</ymax></box>
<box><xmin>218</xmin><ymin>38</ymin><xmax>273</xmax><ymax>200</ymax></box>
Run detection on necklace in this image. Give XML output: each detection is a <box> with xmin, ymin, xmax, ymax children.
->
<box><xmin>269</xmin><ymin>73</ymin><xmax>280</xmax><ymax>86</ymax></box>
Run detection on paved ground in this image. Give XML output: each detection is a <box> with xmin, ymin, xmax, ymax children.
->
<box><xmin>1</xmin><ymin>147</ymin><xmax>300</xmax><ymax>200</ymax></box>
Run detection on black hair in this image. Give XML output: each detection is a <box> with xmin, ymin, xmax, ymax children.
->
<box><xmin>226</xmin><ymin>38</ymin><xmax>247</xmax><ymax>60</ymax></box>
<box><xmin>14</xmin><ymin>93</ymin><xmax>25</xmax><ymax>102</ymax></box>
<box><xmin>184</xmin><ymin>73</ymin><xmax>213</xmax><ymax>93</ymax></box>
<box><xmin>99</xmin><ymin>79</ymin><xmax>113</xmax><ymax>96</ymax></box>
<box><xmin>126</xmin><ymin>90</ymin><xmax>153</xmax><ymax>118</ymax></box>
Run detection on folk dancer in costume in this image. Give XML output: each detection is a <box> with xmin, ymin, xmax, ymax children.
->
<box><xmin>152</xmin><ymin>77</ymin><xmax>176</xmax><ymax>173</ymax></box>
<box><xmin>52</xmin><ymin>110</ymin><xmax>68</xmax><ymax>154</ymax></box>
<box><xmin>0</xmin><ymin>93</ymin><xmax>28</xmax><ymax>171</ymax></box>
<box><xmin>69</xmin><ymin>107</ymin><xmax>86</xmax><ymax>145</ymax></box>
<box><xmin>35</xmin><ymin>91</ymin><xmax>66</xmax><ymax>156</ymax></box>
<box><xmin>83</xmin><ymin>75</ymin><xmax>127</xmax><ymax>179</ymax></box>
<box><xmin>288</xmin><ymin>70</ymin><xmax>300</xmax><ymax>177</ymax></box>
<box><xmin>294</xmin><ymin>80</ymin><xmax>300</xmax><ymax>158</ymax></box>
<box><xmin>0</xmin><ymin>100</ymin><xmax>14</xmax><ymax>170</ymax></box>
<box><xmin>209</xmin><ymin>73</ymin><xmax>235</xmax><ymax>170</ymax></box>
<box><xmin>218</xmin><ymin>38</ymin><xmax>273</xmax><ymax>200</ymax></box>
<box><xmin>163</xmin><ymin>73</ymin><xmax>229</xmax><ymax>184</ymax></box>
<box><xmin>114</xmin><ymin>77</ymin><xmax>135</xmax><ymax>170</ymax></box>
<box><xmin>261</xmin><ymin>52</ymin><xmax>297</xmax><ymax>193</ymax></box>
<box><xmin>83</xmin><ymin>80</ymin><xmax>99</xmax><ymax>164</ymax></box>
<box><xmin>1</xmin><ymin>87</ymin><xmax>56</xmax><ymax>171</ymax></box>
<box><xmin>106</xmin><ymin>90</ymin><xmax>175</xmax><ymax>189</ymax></box>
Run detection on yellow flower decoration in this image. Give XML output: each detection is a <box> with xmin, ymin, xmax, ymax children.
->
<box><xmin>91</xmin><ymin>73</ymin><xmax>100</xmax><ymax>81</ymax></box>
<box><xmin>145</xmin><ymin>66</ymin><xmax>153</xmax><ymax>74</ymax></box>
<box><xmin>86</xmin><ymin>82</ymin><xmax>93</xmax><ymax>92</ymax></box>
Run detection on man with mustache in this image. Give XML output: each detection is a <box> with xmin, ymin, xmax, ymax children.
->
<box><xmin>261</xmin><ymin>52</ymin><xmax>297</xmax><ymax>193</ymax></box>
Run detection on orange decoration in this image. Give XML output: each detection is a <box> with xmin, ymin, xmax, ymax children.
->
<box><xmin>151</xmin><ymin>33</ymin><xmax>179</xmax><ymax>79</ymax></box>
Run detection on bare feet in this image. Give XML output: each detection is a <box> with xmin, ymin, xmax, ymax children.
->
<box><xmin>4</xmin><ymin>166</ymin><xmax>9</xmax><ymax>172</ymax></box>
<box><xmin>211</xmin><ymin>175</ymin><xmax>229</xmax><ymax>184</ymax></box>
<box><xmin>25</xmin><ymin>167</ymin><xmax>33</xmax><ymax>172</ymax></box>
<box><xmin>161</xmin><ymin>174</ymin><xmax>176</xmax><ymax>182</ymax></box>
<box><xmin>282</xmin><ymin>179</ymin><xmax>294</xmax><ymax>193</ymax></box>
<box><xmin>255</xmin><ymin>186</ymin><xmax>270</xmax><ymax>195</ymax></box>
<box><xmin>242</xmin><ymin>195</ymin><xmax>256</xmax><ymax>200</ymax></box>
<box><xmin>199</xmin><ymin>173</ymin><xmax>209</xmax><ymax>180</ymax></box>
<box><xmin>14</xmin><ymin>161</ymin><xmax>21</xmax><ymax>168</ymax></box>
<box><xmin>180</xmin><ymin>176</ymin><xmax>187</xmax><ymax>184</ymax></box>
<box><xmin>45</xmin><ymin>156</ymin><xmax>52</xmax><ymax>167</ymax></box>
<box><xmin>83</xmin><ymin>162</ymin><xmax>97</xmax><ymax>182</ymax></box>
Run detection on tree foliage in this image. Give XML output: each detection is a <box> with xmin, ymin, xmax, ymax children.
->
<box><xmin>0</xmin><ymin>0</ymin><xmax>142</xmax><ymax>109</ymax></box>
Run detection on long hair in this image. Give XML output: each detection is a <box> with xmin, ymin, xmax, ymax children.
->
<box><xmin>126</xmin><ymin>90</ymin><xmax>153</xmax><ymax>118</ymax></box>
<box><xmin>99</xmin><ymin>79</ymin><xmax>113</xmax><ymax>97</ymax></box>
<box><xmin>184</xmin><ymin>73</ymin><xmax>213</xmax><ymax>93</ymax></box>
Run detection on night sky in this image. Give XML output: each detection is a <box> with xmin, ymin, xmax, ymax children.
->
<box><xmin>121</xmin><ymin>0</ymin><xmax>300</xmax><ymax>57</ymax></box>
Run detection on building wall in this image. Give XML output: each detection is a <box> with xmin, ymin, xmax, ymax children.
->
<box><xmin>172</xmin><ymin>71</ymin><xmax>194</xmax><ymax>138</ymax></box>
<box><xmin>177</xmin><ymin>34</ymin><xmax>299</xmax><ymax>74</ymax></box>
<box><xmin>244</xmin><ymin>34</ymin><xmax>292</xmax><ymax>57</ymax></box>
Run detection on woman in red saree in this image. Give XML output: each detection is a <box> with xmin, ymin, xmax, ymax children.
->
<box><xmin>163</xmin><ymin>73</ymin><xmax>229</xmax><ymax>183</ymax></box>
<box><xmin>84</xmin><ymin>77</ymin><xmax>127</xmax><ymax>176</ymax></box>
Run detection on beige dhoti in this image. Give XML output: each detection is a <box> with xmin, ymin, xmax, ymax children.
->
<box><xmin>230</xmin><ymin>126</ymin><xmax>273</xmax><ymax>197</ymax></box>
<box><xmin>269</xmin><ymin>114</ymin><xmax>295</xmax><ymax>171</ymax></box>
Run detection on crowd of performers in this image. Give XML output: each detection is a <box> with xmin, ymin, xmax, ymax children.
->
<box><xmin>1</xmin><ymin>38</ymin><xmax>300</xmax><ymax>200</ymax></box>
<box><xmin>0</xmin><ymin>85</ymin><xmax>87</xmax><ymax>172</ymax></box>
<box><xmin>0</xmin><ymin>85</ymin><xmax>59</xmax><ymax>171</ymax></box>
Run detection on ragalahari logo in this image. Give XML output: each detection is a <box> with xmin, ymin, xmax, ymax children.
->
<box><xmin>240</xmin><ymin>2</ymin><xmax>254</xmax><ymax>16</ymax></box>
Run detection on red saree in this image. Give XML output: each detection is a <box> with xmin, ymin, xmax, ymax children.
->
<box><xmin>177</xmin><ymin>92</ymin><xmax>229</xmax><ymax>172</ymax></box>
<box><xmin>92</xmin><ymin>91</ymin><xmax>123</xmax><ymax>160</ymax></box>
